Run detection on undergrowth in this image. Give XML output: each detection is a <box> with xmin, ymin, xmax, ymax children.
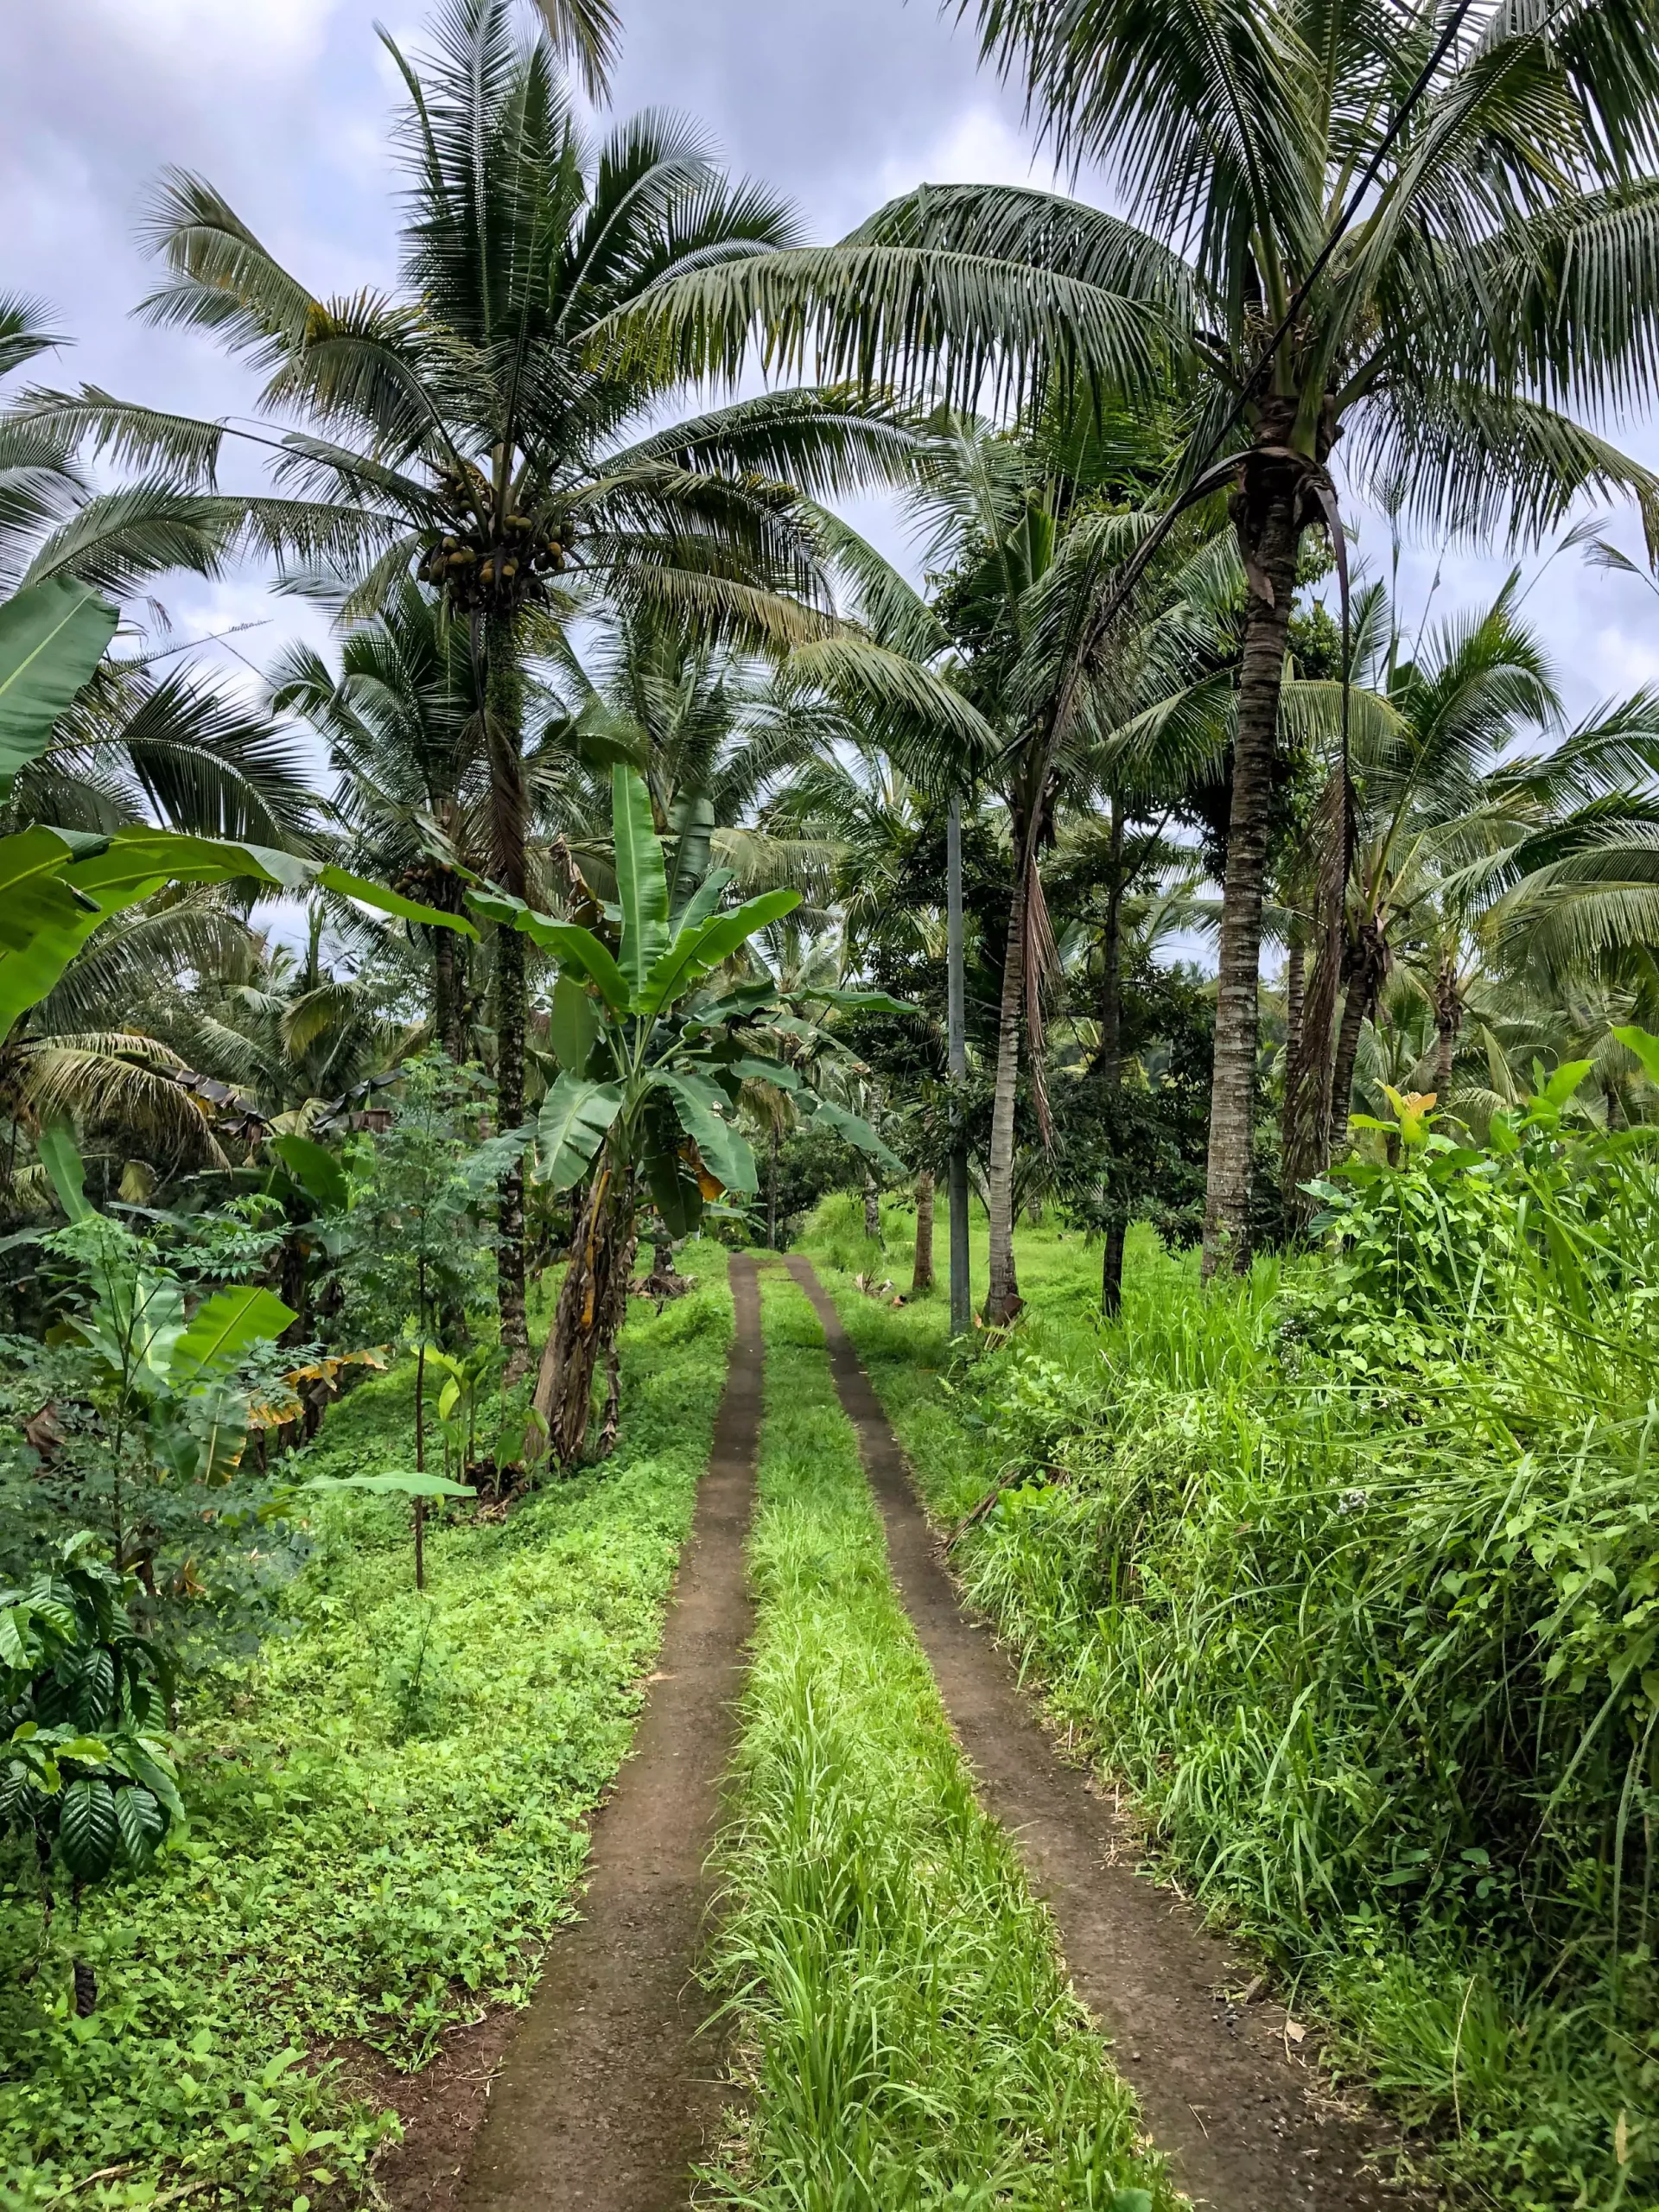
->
<box><xmin>808</xmin><ymin>1212</ymin><xmax>1656</xmax><ymax>2212</ymax></box>
<box><xmin>699</xmin><ymin>1264</ymin><xmax>1170</xmax><ymax>2212</ymax></box>
<box><xmin>0</xmin><ymin>1255</ymin><xmax>733</xmax><ymax>2212</ymax></box>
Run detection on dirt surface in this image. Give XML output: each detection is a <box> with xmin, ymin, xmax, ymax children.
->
<box><xmin>454</xmin><ymin>1255</ymin><xmax>763</xmax><ymax>2212</ymax></box>
<box><xmin>348</xmin><ymin>2005</ymin><xmax>524</xmax><ymax>2212</ymax></box>
<box><xmin>786</xmin><ymin>1256</ymin><xmax>1433</xmax><ymax>2212</ymax></box>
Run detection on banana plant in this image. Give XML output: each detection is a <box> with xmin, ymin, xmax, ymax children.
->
<box><xmin>470</xmin><ymin>765</ymin><xmax>905</xmax><ymax>1467</ymax></box>
<box><xmin>41</xmin><ymin>1135</ymin><xmax>296</xmax><ymax>1567</ymax></box>
<box><xmin>423</xmin><ymin>1343</ymin><xmax>504</xmax><ymax>1483</ymax></box>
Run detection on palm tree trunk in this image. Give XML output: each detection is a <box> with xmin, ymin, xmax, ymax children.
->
<box><xmin>984</xmin><ymin>866</ymin><xmax>1027</xmax><ymax>1323</ymax></box>
<box><xmin>860</xmin><ymin>1171</ymin><xmax>879</xmax><ymax>1241</ymax></box>
<box><xmin>483</xmin><ymin>622</ymin><xmax>530</xmax><ymax>1374</ymax></box>
<box><xmin>768</xmin><ymin>1122</ymin><xmax>779</xmax><ymax>1250</ymax></box>
<box><xmin>1432</xmin><ymin>956</ymin><xmax>1462</xmax><ymax>1098</ymax></box>
<box><xmin>1283</xmin><ymin>939</ymin><xmax>1306</xmax><ymax>1080</ymax></box>
<box><xmin>1203</xmin><ymin>472</ymin><xmax>1301</xmax><ymax>1280</ymax></box>
<box><xmin>912</xmin><ymin>1169</ymin><xmax>935</xmax><ymax>1294</ymax></box>
<box><xmin>1102</xmin><ymin>1217</ymin><xmax>1127</xmax><ymax>1317</ymax></box>
<box><xmin>1329</xmin><ymin>922</ymin><xmax>1389</xmax><ymax>1155</ymax></box>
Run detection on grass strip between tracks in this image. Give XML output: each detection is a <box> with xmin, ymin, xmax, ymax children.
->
<box><xmin>697</xmin><ymin>1266</ymin><xmax>1171</xmax><ymax>2212</ymax></box>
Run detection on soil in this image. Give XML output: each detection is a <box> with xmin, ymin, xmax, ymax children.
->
<box><xmin>786</xmin><ymin>1256</ymin><xmax>1435</xmax><ymax>2212</ymax></box>
<box><xmin>426</xmin><ymin>1255</ymin><xmax>764</xmax><ymax>2212</ymax></box>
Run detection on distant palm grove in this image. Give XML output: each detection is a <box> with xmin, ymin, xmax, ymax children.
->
<box><xmin>5</xmin><ymin>3</ymin><xmax>1659</xmax><ymax>2209</ymax></box>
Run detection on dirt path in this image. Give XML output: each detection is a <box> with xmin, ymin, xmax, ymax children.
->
<box><xmin>785</xmin><ymin>1256</ymin><xmax>1427</xmax><ymax>2212</ymax></box>
<box><xmin>458</xmin><ymin>1255</ymin><xmax>762</xmax><ymax>2212</ymax></box>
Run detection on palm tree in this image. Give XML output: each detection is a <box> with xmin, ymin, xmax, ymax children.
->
<box><xmin>270</xmin><ymin>582</ymin><xmax>490</xmax><ymax>1060</ymax></box>
<box><xmin>1319</xmin><ymin>582</ymin><xmax>1559</xmax><ymax>1145</ymax></box>
<box><xmin>619</xmin><ymin>0</ymin><xmax>1659</xmax><ymax>1272</ymax></box>
<box><xmin>26</xmin><ymin>0</ymin><xmax>915</xmax><ymax>1365</ymax></box>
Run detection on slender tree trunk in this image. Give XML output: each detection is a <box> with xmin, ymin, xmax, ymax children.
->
<box><xmin>1094</xmin><ymin>809</ymin><xmax>1128</xmax><ymax>1315</ymax></box>
<box><xmin>945</xmin><ymin>796</ymin><xmax>972</xmax><ymax>1338</ymax></box>
<box><xmin>1102</xmin><ymin>1218</ymin><xmax>1127</xmax><ymax>1317</ymax></box>
<box><xmin>912</xmin><ymin>1169</ymin><xmax>934</xmax><ymax>1294</ymax></box>
<box><xmin>863</xmin><ymin>1172</ymin><xmax>881</xmax><ymax>1243</ymax></box>
<box><xmin>1203</xmin><ymin>469</ymin><xmax>1301</xmax><ymax>1280</ymax></box>
<box><xmin>1432</xmin><ymin>956</ymin><xmax>1462</xmax><ymax>1098</ymax></box>
<box><xmin>1283</xmin><ymin>939</ymin><xmax>1306</xmax><ymax>1083</ymax></box>
<box><xmin>984</xmin><ymin>866</ymin><xmax>1027</xmax><ymax>1323</ymax></box>
<box><xmin>484</xmin><ymin>621</ymin><xmax>530</xmax><ymax>1375</ymax></box>
<box><xmin>1330</xmin><ymin>922</ymin><xmax>1389</xmax><ymax>1155</ymax></box>
<box><xmin>1097</xmin><ymin>807</ymin><xmax>1125</xmax><ymax>1086</ymax></box>
<box><xmin>529</xmin><ymin>1166</ymin><xmax>633</xmax><ymax>1470</ymax></box>
<box><xmin>1281</xmin><ymin>772</ymin><xmax>1350</xmax><ymax>1236</ymax></box>
<box><xmin>768</xmin><ymin>1122</ymin><xmax>779</xmax><ymax>1250</ymax></box>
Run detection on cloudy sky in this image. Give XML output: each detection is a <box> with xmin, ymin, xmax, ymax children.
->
<box><xmin>5</xmin><ymin>0</ymin><xmax>1658</xmax><ymax>721</ymax></box>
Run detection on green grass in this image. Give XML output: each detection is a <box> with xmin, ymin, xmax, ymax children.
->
<box><xmin>802</xmin><ymin>1213</ymin><xmax>1657</xmax><ymax>2212</ymax></box>
<box><xmin>699</xmin><ymin>1264</ymin><xmax>1172</xmax><ymax>2212</ymax></box>
<box><xmin>0</xmin><ymin>1254</ymin><xmax>734</xmax><ymax>2212</ymax></box>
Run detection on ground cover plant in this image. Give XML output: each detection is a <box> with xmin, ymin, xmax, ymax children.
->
<box><xmin>805</xmin><ymin>1184</ymin><xmax>1659</xmax><ymax>2211</ymax></box>
<box><xmin>0</xmin><ymin>1255</ymin><xmax>733</xmax><ymax>2211</ymax></box>
<box><xmin>700</xmin><ymin>1263</ymin><xmax>1169</xmax><ymax>2212</ymax></box>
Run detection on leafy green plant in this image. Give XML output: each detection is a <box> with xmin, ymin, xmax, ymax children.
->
<box><xmin>1</xmin><ymin>1535</ymin><xmax>184</xmax><ymax>2014</ymax></box>
<box><xmin>474</xmin><ymin>764</ymin><xmax>904</xmax><ymax>1467</ymax></box>
<box><xmin>297</xmin><ymin>1471</ymin><xmax>473</xmax><ymax>1592</ymax></box>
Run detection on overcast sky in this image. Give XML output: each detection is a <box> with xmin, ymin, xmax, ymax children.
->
<box><xmin>6</xmin><ymin>0</ymin><xmax>1658</xmax><ymax>723</ymax></box>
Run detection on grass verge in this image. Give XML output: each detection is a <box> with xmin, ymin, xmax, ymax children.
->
<box><xmin>0</xmin><ymin>1254</ymin><xmax>733</xmax><ymax>2212</ymax></box>
<box><xmin>804</xmin><ymin>1211</ymin><xmax>1654</xmax><ymax>2212</ymax></box>
<box><xmin>698</xmin><ymin>1264</ymin><xmax>1171</xmax><ymax>2212</ymax></box>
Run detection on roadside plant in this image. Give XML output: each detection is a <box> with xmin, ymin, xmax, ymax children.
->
<box><xmin>0</xmin><ymin>1532</ymin><xmax>185</xmax><ymax>2014</ymax></box>
<box><xmin>480</xmin><ymin>764</ymin><xmax>903</xmax><ymax>1466</ymax></box>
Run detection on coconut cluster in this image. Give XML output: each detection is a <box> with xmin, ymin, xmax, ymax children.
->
<box><xmin>417</xmin><ymin>467</ymin><xmax>570</xmax><ymax>613</ymax></box>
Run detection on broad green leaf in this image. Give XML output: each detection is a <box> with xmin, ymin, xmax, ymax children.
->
<box><xmin>656</xmin><ymin>1070</ymin><xmax>758</xmax><ymax>1195</ymax></box>
<box><xmin>613</xmin><ymin>765</ymin><xmax>670</xmax><ymax>995</ymax></box>
<box><xmin>168</xmin><ymin>1286</ymin><xmax>296</xmax><ymax>1388</ymax></box>
<box><xmin>269</xmin><ymin>1134</ymin><xmax>349</xmax><ymax>1213</ymax></box>
<box><xmin>549</xmin><ymin>972</ymin><xmax>601</xmax><ymax>1074</ymax></box>
<box><xmin>0</xmin><ymin>577</ymin><xmax>118</xmax><ymax>799</ymax></box>
<box><xmin>807</xmin><ymin>1098</ymin><xmax>907</xmax><ymax>1175</ymax></box>
<box><xmin>59</xmin><ymin>1776</ymin><xmax>118</xmax><ymax>1881</ymax></box>
<box><xmin>1613</xmin><ymin>1026</ymin><xmax>1659</xmax><ymax>1087</ymax></box>
<box><xmin>1538</xmin><ymin>1059</ymin><xmax>1592</xmax><ymax>1109</ymax></box>
<box><xmin>535</xmin><ymin>1074</ymin><xmax>625</xmax><ymax>1191</ymax></box>
<box><xmin>664</xmin><ymin>790</ymin><xmax>715</xmax><ymax>926</ymax></box>
<box><xmin>804</xmin><ymin>986</ymin><xmax>915</xmax><ymax>1015</ymax></box>
<box><xmin>317</xmin><ymin>865</ymin><xmax>477</xmax><ymax>938</ymax></box>
<box><xmin>300</xmin><ymin>1471</ymin><xmax>474</xmax><ymax>1499</ymax></box>
<box><xmin>637</xmin><ymin>889</ymin><xmax>801</xmax><ymax>1016</ymax></box>
<box><xmin>645</xmin><ymin>1141</ymin><xmax>704</xmax><ymax>1237</ymax></box>
<box><xmin>467</xmin><ymin>889</ymin><xmax>630</xmax><ymax>1009</ymax></box>
<box><xmin>725</xmin><ymin>1055</ymin><xmax>801</xmax><ymax>1090</ymax></box>
<box><xmin>37</xmin><ymin>1124</ymin><xmax>91</xmax><ymax>1222</ymax></box>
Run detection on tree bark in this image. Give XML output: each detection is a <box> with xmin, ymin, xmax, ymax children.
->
<box><xmin>1432</xmin><ymin>955</ymin><xmax>1462</xmax><ymax>1099</ymax></box>
<box><xmin>1329</xmin><ymin>921</ymin><xmax>1389</xmax><ymax>1155</ymax></box>
<box><xmin>1102</xmin><ymin>1217</ymin><xmax>1127</xmax><ymax>1317</ymax></box>
<box><xmin>863</xmin><ymin>1171</ymin><xmax>881</xmax><ymax>1243</ymax></box>
<box><xmin>483</xmin><ymin>621</ymin><xmax>530</xmax><ymax>1375</ymax></box>
<box><xmin>1283</xmin><ymin>939</ymin><xmax>1306</xmax><ymax>1084</ymax></box>
<box><xmin>1281</xmin><ymin>770</ymin><xmax>1350</xmax><ymax>1236</ymax></box>
<box><xmin>767</xmin><ymin>1122</ymin><xmax>779</xmax><ymax>1250</ymax></box>
<box><xmin>984</xmin><ymin>865</ymin><xmax>1027</xmax><ymax>1323</ymax></box>
<box><xmin>529</xmin><ymin>1166</ymin><xmax>634</xmax><ymax>1470</ymax></box>
<box><xmin>912</xmin><ymin>1169</ymin><xmax>935</xmax><ymax>1294</ymax></box>
<box><xmin>1203</xmin><ymin>467</ymin><xmax>1301</xmax><ymax>1280</ymax></box>
<box><xmin>1097</xmin><ymin>805</ymin><xmax>1124</xmax><ymax>1086</ymax></box>
<box><xmin>945</xmin><ymin>796</ymin><xmax>972</xmax><ymax>1338</ymax></box>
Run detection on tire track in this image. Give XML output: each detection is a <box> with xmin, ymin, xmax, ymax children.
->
<box><xmin>460</xmin><ymin>1255</ymin><xmax>762</xmax><ymax>2212</ymax></box>
<box><xmin>785</xmin><ymin>1254</ymin><xmax>1422</xmax><ymax>2212</ymax></box>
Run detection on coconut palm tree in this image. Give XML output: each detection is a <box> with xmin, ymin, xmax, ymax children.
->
<box><xmin>270</xmin><ymin>582</ymin><xmax>491</xmax><ymax>1061</ymax></box>
<box><xmin>23</xmin><ymin>0</ymin><xmax>916</xmax><ymax>1365</ymax></box>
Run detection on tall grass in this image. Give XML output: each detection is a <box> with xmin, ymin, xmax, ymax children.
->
<box><xmin>811</xmin><ymin>1191</ymin><xmax>1659</xmax><ymax>2212</ymax></box>
<box><xmin>699</xmin><ymin>1269</ymin><xmax>1170</xmax><ymax>2212</ymax></box>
